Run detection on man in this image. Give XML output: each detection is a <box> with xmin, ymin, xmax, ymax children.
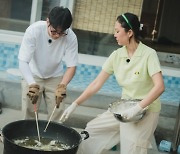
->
<box><xmin>18</xmin><ymin>6</ymin><xmax>78</xmax><ymax>121</ymax></box>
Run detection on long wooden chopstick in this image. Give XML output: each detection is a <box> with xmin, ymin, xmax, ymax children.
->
<box><xmin>44</xmin><ymin>105</ymin><xmax>56</xmax><ymax>132</ymax></box>
<box><xmin>34</xmin><ymin>104</ymin><xmax>41</xmax><ymax>142</ymax></box>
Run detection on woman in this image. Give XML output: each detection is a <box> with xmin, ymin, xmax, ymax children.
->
<box><xmin>60</xmin><ymin>12</ymin><xmax>165</xmax><ymax>154</ymax></box>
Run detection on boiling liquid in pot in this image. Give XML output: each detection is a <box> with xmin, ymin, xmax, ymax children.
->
<box><xmin>13</xmin><ymin>136</ymin><xmax>71</xmax><ymax>151</ymax></box>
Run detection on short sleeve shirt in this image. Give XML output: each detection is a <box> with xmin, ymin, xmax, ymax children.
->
<box><xmin>102</xmin><ymin>42</ymin><xmax>161</xmax><ymax>112</ymax></box>
<box><xmin>18</xmin><ymin>21</ymin><xmax>78</xmax><ymax>78</ymax></box>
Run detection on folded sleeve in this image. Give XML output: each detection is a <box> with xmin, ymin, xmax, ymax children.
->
<box><xmin>102</xmin><ymin>51</ymin><xmax>117</xmax><ymax>75</ymax></box>
<box><xmin>147</xmin><ymin>50</ymin><xmax>161</xmax><ymax>77</ymax></box>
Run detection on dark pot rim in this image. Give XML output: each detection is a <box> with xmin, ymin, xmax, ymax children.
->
<box><xmin>2</xmin><ymin>119</ymin><xmax>82</xmax><ymax>152</ymax></box>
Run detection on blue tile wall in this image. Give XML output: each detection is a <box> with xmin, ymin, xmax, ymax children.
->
<box><xmin>0</xmin><ymin>43</ymin><xmax>20</xmax><ymax>70</ymax></box>
<box><xmin>0</xmin><ymin>42</ymin><xmax>180</xmax><ymax>105</ymax></box>
<box><xmin>68</xmin><ymin>64</ymin><xmax>122</xmax><ymax>96</ymax></box>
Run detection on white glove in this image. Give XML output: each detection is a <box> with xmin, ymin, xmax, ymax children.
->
<box><xmin>59</xmin><ymin>102</ymin><xmax>78</xmax><ymax>122</ymax></box>
<box><xmin>120</xmin><ymin>104</ymin><xmax>143</xmax><ymax>120</ymax></box>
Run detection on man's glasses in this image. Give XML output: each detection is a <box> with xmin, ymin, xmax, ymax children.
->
<box><xmin>48</xmin><ymin>25</ymin><xmax>68</xmax><ymax>36</ymax></box>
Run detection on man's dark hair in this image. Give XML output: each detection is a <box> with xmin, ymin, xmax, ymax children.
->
<box><xmin>48</xmin><ymin>6</ymin><xmax>72</xmax><ymax>31</ymax></box>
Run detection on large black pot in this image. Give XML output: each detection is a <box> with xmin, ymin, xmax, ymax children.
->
<box><xmin>2</xmin><ymin>120</ymin><xmax>89</xmax><ymax>154</ymax></box>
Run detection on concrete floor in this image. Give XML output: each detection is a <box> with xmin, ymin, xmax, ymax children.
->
<box><xmin>0</xmin><ymin>108</ymin><xmax>168</xmax><ymax>154</ymax></box>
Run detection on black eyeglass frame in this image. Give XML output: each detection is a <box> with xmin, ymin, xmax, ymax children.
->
<box><xmin>48</xmin><ymin>25</ymin><xmax>68</xmax><ymax>36</ymax></box>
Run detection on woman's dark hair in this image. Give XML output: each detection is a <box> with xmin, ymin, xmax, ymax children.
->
<box><xmin>48</xmin><ymin>6</ymin><xmax>72</xmax><ymax>31</ymax></box>
<box><xmin>117</xmin><ymin>12</ymin><xmax>147</xmax><ymax>41</ymax></box>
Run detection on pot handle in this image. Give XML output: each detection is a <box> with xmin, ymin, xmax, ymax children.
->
<box><xmin>80</xmin><ymin>131</ymin><xmax>89</xmax><ymax>140</ymax></box>
<box><xmin>0</xmin><ymin>128</ymin><xmax>3</xmax><ymax>143</ymax></box>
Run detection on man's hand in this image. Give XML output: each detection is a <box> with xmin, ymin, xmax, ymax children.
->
<box><xmin>59</xmin><ymin>102</ymin><xmax>78</xmax><ymax>122</ymax></box>
<box><xmin>120</xmin><ymin>104</ymin><xmax>143</xmax><ymax>120</ymax></box>
<box><xmin>27</xmin><ymin>83</ymin><xmax>40</xmax><ymax>104</ymax></box>
<box><xmin>55</xmin><ymin>84</ymin><xmax>66</xmax><ymax>108</ymax></box>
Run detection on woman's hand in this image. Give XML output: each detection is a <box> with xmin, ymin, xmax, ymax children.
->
<box><xmin>121</xmin><ymin>104</ymin><xmax>143</xmax><ymax>119</ymax></box>
<box><xmin>59</xmin><ymin>102</ymin><xmax>78</xmax><ymax>122</ymax></box>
